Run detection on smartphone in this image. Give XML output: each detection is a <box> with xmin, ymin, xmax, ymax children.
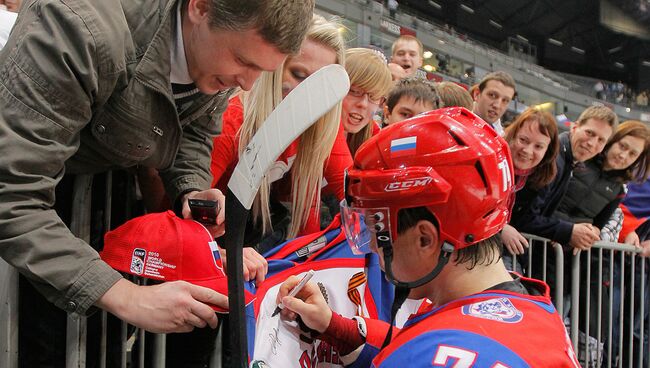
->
<box><xmin>188</xmin><ymin>199</ymin><xmax>220</xmax><ymax>225</ymax></box>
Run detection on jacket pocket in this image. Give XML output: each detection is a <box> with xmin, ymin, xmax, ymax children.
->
<box><xmin>89</xmin><ymin>85</ymin><xmax>178</xmax><ymax>168</ymax></box>
<box><xmin>90</xmin><ymin>104</ymin><xmax>157</xmax><ymax>167</ymax></box>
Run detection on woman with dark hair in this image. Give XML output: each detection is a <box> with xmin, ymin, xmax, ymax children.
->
<box><xmin>501</xmin><ymin>108</ymin><xmax>560</xmax><ymax>256</ymax></box>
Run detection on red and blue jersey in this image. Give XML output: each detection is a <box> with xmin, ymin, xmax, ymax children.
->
<box><xmin>620</xmin><ymin>180</ymin><xmax>650</xmax><ymax>241</ymax></box>
<box><xmin>245</xmin><ymin>215</ymin><xmax>424</xmax><ymax>367</ymax></box>
<box><xmin>366</xmin><ymin>278</ymin><xmax>579</xmax><ymax>368</ymax></box>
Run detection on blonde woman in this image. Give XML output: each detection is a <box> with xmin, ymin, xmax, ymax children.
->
<box><xmin>342</xmin><ymin>48</ymin><xmax>393</xmax><ymax>156</ymax></box>
<box><xmin>211</xmin><ymin>15</ymin><xmax>348</xmax><ymax>247</ymax></box>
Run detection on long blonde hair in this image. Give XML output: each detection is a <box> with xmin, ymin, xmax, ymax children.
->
<box><xmin>345</xmin><ymin>48</ymin><xmax>393</xmax><ymax>156</ymax></box>
<box><xmin>238</xmin><ymin>14</ymin><xmax>346</xmax><ymax>238</ymax></box>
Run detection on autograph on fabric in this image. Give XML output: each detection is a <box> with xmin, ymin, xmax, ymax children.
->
<box><xmin>268</xmin><ymin>326</ymin><xmax>282</xmax><ymax>355</ymax></box>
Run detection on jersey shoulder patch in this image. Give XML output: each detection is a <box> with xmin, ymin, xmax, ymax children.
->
<box><xmin>461</xmin><ymin>297</ymin><xmax>523</xmax><ymax>323</ymax></box>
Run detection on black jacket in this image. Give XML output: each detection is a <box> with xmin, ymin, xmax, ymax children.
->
<box><xmin>554</xmin><ymin>156</ymin><xmax>626</xmax><ymax>229</ymax></box>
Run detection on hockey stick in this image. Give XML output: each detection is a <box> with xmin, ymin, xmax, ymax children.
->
<box><xmin>224</xmin><ymin>64</ymin><xmax>350</xmax><ymax>367</ymax></box>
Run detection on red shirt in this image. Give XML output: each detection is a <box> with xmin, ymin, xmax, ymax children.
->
<box><xmin>210</xmin><ymin>96</ymin><xmax>352</xmax><ymax>235</ymax></box>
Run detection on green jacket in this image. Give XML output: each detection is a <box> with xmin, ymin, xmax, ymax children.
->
<box><xmin>0</xmin><ymin>0</ymin><xmax>231</xmax><ymax>314</ymax></box>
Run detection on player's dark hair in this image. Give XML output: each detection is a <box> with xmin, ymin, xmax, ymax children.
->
<box><xmin>397</xmin><ymin>207</ymin><xmax>503</xmax><ymax>270</ymax></box>
<box><xmin>386</xmin><ymin>77</ymin><xmax>441</xmax><ymax>113</ymax></box>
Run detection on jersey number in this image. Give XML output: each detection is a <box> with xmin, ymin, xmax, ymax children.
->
<box><xmin>432</xmin><ymin>345</ymin><xmax>510</xmax><ymax>368</ymax></box>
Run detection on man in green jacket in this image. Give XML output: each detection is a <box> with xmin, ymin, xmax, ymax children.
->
<box><xmin>0</xmin><ymin>0</ymin><xmax>314</xmax><ymax>365</ymax></box>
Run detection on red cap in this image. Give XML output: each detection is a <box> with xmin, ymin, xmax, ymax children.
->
<box><xmin>100</xmin><ymin>211</ymin><xmax>253</xmax><ymax>313</ymax></box>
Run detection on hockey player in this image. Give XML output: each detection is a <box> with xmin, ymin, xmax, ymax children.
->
<box><xmin>276</xmin><ymin>107</ymin><xmax>580</xmax><ymax>367</ymax></box>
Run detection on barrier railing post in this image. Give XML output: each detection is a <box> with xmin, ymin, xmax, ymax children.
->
<box><xmin>554</xmin><ymin>243</ymin><xmax>565</xmax><ymax>317</ymax></box>
<box><xmin>152</xmin><ymin>334</ymin><xmax>166</xmax><ymax>368</ymax></box>
<box><xmin>619</xmin><ymin>251</ymin><xmax>625</xmax><ymax>367</ymax></box>
<box><xmin>639</xmin><ymin>259</ymin><xmax>645</xmax><ymax>368</ymax></box>
<box><xmin>0</xmin><ymin>258</ymin><xmax>18</xmax><ymax>368</ymax></box>
<box><xmin>608</xmin><ymin>249</ymin><xmax>614</xmax><ymax>368</ymax></box>
<box><xmin>543</xmin><ymin>241</ymin><xmax>548</xmax><ymax>282</ymax></box>
<box><xmin>646</xmin><ymin>262</ymin><xmax>649</xmax><ymax>368</ymax></box>
<box><xmin>586</xmin><ymin>249</ymin><xmax>592</xmax><ymax>367</ymax></box>
<box><xmin>597</xmin><ymin>247</ymin><xmax>603</xmax><ymax>368</ymax></box>
<box><xmin>510</xmin><ymin>253</ymin><xmax>518</xmax><ymax>274</ymax></box>
<box><xmin>135</xmin><ymin>278</ymin><xmax>146</xmax><ymax>368</ymax></box>
<box><xmin>99</xmin><ymin>172</ymin><xmax>113</xmax><ymax>368</ymax></box>
<box><xmin>211</xmin><ymin>322</ymin><xmax>223</xmax><ymax>368</ymax></box>
<box><xmin>120</xmin><ymin>319</ymin><xmax>128</xmax><ymax>368</ymax></box>
<box><xmin>571</xmin><ymin>250</ymin><xmax>581</xmax><ymax>353</ymax></box>
<box><xmin>526</xmin><ymin>240</ymin><xmax>533</xmax><ymax>278</ymax></box>
<box><xmin>629</xmin><ymin>254</ymin><xmax>636</xmax><ymax>368</ymax></box>
<box><xmin>67</xmin><ymin>174</ymin><xmax>94</xmax><ymax>368</ymax></box>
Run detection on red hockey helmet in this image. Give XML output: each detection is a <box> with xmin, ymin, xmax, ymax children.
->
<box><xmin>341</xmin><ymin>107</ymin><xmax>514</xmax><ymax>255</ymax></box>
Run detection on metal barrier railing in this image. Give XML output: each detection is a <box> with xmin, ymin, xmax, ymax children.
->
<box><xmin>512</xmin><ymin>236</ymin><xmax>649</xmax><ymax>368</ymax></box>
<box><xmin>0</xmin><ymin>258</ymin><xmax>18</xmax><ymax>368</ymax></box>
<box><xmin>1</xmin><ymin>171</ymin><xmax>649</xmax><ymax>367</ymax></box>
<box><xmin>0</xmin><ymin>172</ymin><xmax>225</xmax><ymax>368</ymax></box>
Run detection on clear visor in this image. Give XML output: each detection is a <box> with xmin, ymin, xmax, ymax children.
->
<box><xmin>340</xmin><ymin>199</ymin><xmax>391</xmax><ymax>255</ymax></box>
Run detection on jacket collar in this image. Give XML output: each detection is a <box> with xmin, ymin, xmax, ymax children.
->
<box><xmin>170</xmin><ymin>0</ymin><xmax>192</xmax><ymax>84</ymax></box>
<box><xmin>559</xmin><ymin>131</ymin><xmax>575</xmax><ymax>164</ymax></box>
<box><xmin>134</xmin><ymin>0</ymin><xmax>177</xmax><ymax>96</ymax></box>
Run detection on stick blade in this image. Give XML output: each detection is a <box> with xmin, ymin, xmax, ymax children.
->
<box><xmin>227</xmin><ymin>64</ymin><xmax>350</xmax><ymax>208</ymax></box>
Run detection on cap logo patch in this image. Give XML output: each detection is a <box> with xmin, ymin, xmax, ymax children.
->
<box><xmin>130</xmin><ymin>248</ymin><xmax>146</xmax><ymax>275</ymax></box>
<box><xmin>390</xmin><ymin>136</ymin><xmax>417</xmax><ymax>157</ymax></box>
<box><xmin>462</xmin><ymin>297</ymin><xmax>523</xmax><ymax>323</ymax></box>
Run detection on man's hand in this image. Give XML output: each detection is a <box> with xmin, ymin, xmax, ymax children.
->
<box><xmin>219</xmin><ymin>247</ymin><xmax>268</xmax><ymax>284</ymax></box>
<box><xmin>625</xmin><ymin>231</ymin><xmax>650</xmax><ymax>257</ymax></box>
<box><xmin>501</xmin><ymin>224</ymin><xmax>529</xmax><ymax>255</ymax></box>
<box><xmin>569</xmin><ymin>223</ymin><xmax>600</xmax><ymax>253</ymax></box>
<box><xmin>96</xmin><ymin>279</ymin><xmax>227</xmax><ymax>333</ymax></box>
<box><xmin>4</xmin><ymin>0</ymin><xmax>21</xmax><ymax>12</ymax></box>
<box><xmin>625</xmin><ymin>231</ymin><xmax>641</xmax><ymax>247</ymax></box>
<box><xmin>640</xmin><ymin>240</ymin><xmax>650</xmax><ymax>258</ymax></box>
<box><xmin>181</xmin><ymin>189</ymin><xmax>225</xmax><ymax>237</ymax></box>
<box><xmin>277</xmin><ymin>276</ymin><xmax>332</xmax><ymax>334</ymax></box>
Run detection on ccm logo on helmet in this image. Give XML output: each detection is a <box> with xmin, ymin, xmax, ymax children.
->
<box><xmin>384</xmin><ymin>177</ymin><xmax>433</xmax><ymax>192</ymax></box>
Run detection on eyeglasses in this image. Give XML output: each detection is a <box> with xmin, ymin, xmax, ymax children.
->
<box><xmin>348</xmin><ymin>87</ymin><xmax>385</xmax><ymax>105</ymax></box>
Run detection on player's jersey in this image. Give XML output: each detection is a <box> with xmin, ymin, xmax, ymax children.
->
<box><xmin>369</xmin><ymin>278</ymin><xmax>580</xmax><ymax>368</ymax></box>
<box><xmin>245</xmin><ymin>215</ymin><xmax>425</xmax><ymax>368</ymax></box>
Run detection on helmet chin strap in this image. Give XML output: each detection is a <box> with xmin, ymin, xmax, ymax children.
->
<box><xmin>379</xmin><ymin>239</ymin><xmax>455</xmax><ymax>348</ymax></box>
<box><xmin>383</xmin><ymin>241</ymin><xmax>455</xmax><ymax>289</ymax></box>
